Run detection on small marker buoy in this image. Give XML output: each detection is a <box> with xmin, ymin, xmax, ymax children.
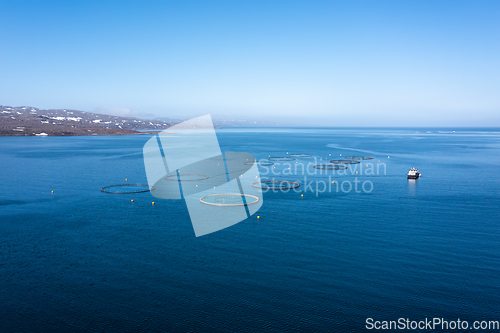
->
<box><xmin>152</xmin><ymin>202</ymin><xmax>155</xmax><ymax>205</ymax></box>
<box><xmin>257</xmin><ymin>216</ymin><xmax>260</xmax><ymax>219</ymax></box>
<box><xmin>356</xmin><ymin>171</ymin><xmax>358</xmax><ymax>174</ymax></box>
<box><xmin>378</xmin><ymin>160</ymin><xmax>380</xmax><ymax>162</ymax></box>
<box><xmin>51</xmin><ymin>190</ymin><xmax>54</xmax><ymax>193</ymax></box>
<box><xmin>131</xmin><ymin>199</ymin><xmax>134</xmax><ymax>203</ymax></box>
<box><xmin>125</xmin><ymin>178</ymin><xmax>127</xmax><ymax>181</ymax></box>
<box><xmin>332</xmin><ymin>181</ymin><xmax>334</xmax><ymax>184</ymax></box>
<box><xmin>301</xmin><ymin>194</ymin><xmax>304</xmax><ymax>197</ymax></box>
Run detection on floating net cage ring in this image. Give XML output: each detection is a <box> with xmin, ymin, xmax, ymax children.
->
<box><xmin>288</xmin><ymin>153</ymin><xmax>313</xmax><ymax>158</ymax></box>
<box><xmin>313</xmin><ymin>164</ymin><xmax>348</xmax><ymax>170</ymax></box>
<box><xmin>100</xmin><ymin>184</ymin><xmax>156</xmax><ymax>194</ymax></box>
<box><xmin>164</xmin><ymin>174</ymin><xmax>209</xmax><ymax>181</ymax></box>
<box><xmin>251</xmin><ymin>180</ymin><xmax>301</xmax><ymax>189</ymax></box>
<box><xmin>268</xmin><ymin>157</ymin><xmax>296</xmax><ymax>161</ymax></box>
<box><xmin>199</xmin><ymin>193</ymin><xmax>260</xmax><ymax>206</ymax></box>
<box><xmin>244</xmin><ymin>161</ymin><xmax>274</xmax><ymax>166</ymax></box>
<box><xmin>329</xmin><ymin>159</ymin><xmax>360</xmax><ymax>164</ymax></box>
<box><xmin>344</xmin><ymin>156</ymin><xmax>374</xmax><ymax>160</ymax></box>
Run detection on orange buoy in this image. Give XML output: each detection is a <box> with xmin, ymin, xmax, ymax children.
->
<box><xmin>131</xmin><ymin>199</ymin><xmax>134</xmax><ymax>203</ymax></box>
<box><xmin>257</xmin><ymin>216</ymin><xmax>260</xmax><ymax>219</ymax></box>
<box><xmin>152</xmin><ymin>202</ymin><xmax>155</xmax><ymax>206</ymax></box>
<box><xmin>51</xmin><ymin>190</ymin><xmax>54</xmax><ymax>193</ymax></box>
<box><xmin>125</xmin><ymin>178</ymin><xmax>127</xmax><ymax>181</ymax></box>
<box><xmin>301</xmin><ymin>194</ymin><xmax>304</xmax><ymax>197</ymax></box>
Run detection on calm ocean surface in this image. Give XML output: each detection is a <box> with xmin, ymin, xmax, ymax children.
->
<box><xmin>1</xmin><ymin>128</ymin><xmax>500</xmax><ymax>332</ymax></box>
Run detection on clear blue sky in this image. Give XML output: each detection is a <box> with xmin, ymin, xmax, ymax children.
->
<box><xmin>0</xmin><ymin>0</ymin><xmax>499</xmax><ymax>126</ymax></box>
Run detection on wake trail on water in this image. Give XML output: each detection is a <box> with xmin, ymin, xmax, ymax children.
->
<box><xmin>326</xmin><ymin>143</ymin><xmax>418</xmax><ymax>159</ymax></box>
<box><xmin>326</xmin><ymin>144</ymin><xmax>385</xmax><ymax>155</ymax></box>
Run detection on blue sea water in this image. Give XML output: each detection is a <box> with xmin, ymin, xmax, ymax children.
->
<box><xmin>1</xmin><ymin>128</ymin><xmax>500</xmax><ymax>332</ymax></box>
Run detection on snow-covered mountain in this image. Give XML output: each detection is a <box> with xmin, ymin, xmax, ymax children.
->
<box><xmin>0</xmin><ymin>106</ymin><xmax>175</xmax><ymax>136</ymax></box>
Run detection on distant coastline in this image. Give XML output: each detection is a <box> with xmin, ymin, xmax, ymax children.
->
<box><xmin>0</xmin><ymin>105</ymin><xmax>173</xmax><ymax>137</ymax></box>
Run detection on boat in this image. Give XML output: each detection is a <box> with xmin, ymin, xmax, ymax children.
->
<box><xmin>407</xmin><ymin>167</ymin><xmax>421</xmax><ymax>179</ymax></box>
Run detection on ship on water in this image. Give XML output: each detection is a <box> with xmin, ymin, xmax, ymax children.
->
<box><xmin>407</xmin><ymin>167</ymin><xmax>421</xmax><ymax>179</ymax></box>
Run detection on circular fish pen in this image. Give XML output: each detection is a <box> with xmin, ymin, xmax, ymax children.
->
<box><xmin>329</xmin><ymin>159</ymin><xmax>360</xmax><ymax>164</ymax></box>
<box><xmin>251</xmin><ymin>180</ymin><xmax>300</xmax><ymax>189</ymax></box>
<box><xmin>100</xmin><ymin>184</ymin><xmax>155</xmax><ymax>194</ymax></box>
<box><xmin>244</xmin><ymin>161</ymin><xmax>274</xmax><ymax>166</ymax></box>
<box><xmin>313</xmin><ymin>164</ymin><xmax>348</xmax><ymax>170</ymax></box>
<box><xmin>344</xmin><ymin>156</ymin><xmax>374</xmax><ymax>160</ymax></box>
<box><xmin>199</xmin><ymin>193</ymin><xmax>260</xmax><ymax>206</ymax></box>
<box><xmin>164</xmin><ymin>174</ymin><xmax>209</xmax><ymax>181</ymax></box>
<box><xmin>268</xmin><ymin>157</ymin><xmax>296</xmax><ymax>162</ymax></box>
<box><xmin>288</xmin><ymin>154</ymin><xmax>313</xmax><ymax>158</ymax></box>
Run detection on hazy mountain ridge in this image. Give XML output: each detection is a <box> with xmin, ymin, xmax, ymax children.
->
<box><xmin>0</xmin><ymin>105</ymin><xmax>175</xmax><ymax>136</ymax></box>
<box><xmin>0</xmin><ymin>105</ymin><xmax>284</xmax><ymax>136</ymax></box>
